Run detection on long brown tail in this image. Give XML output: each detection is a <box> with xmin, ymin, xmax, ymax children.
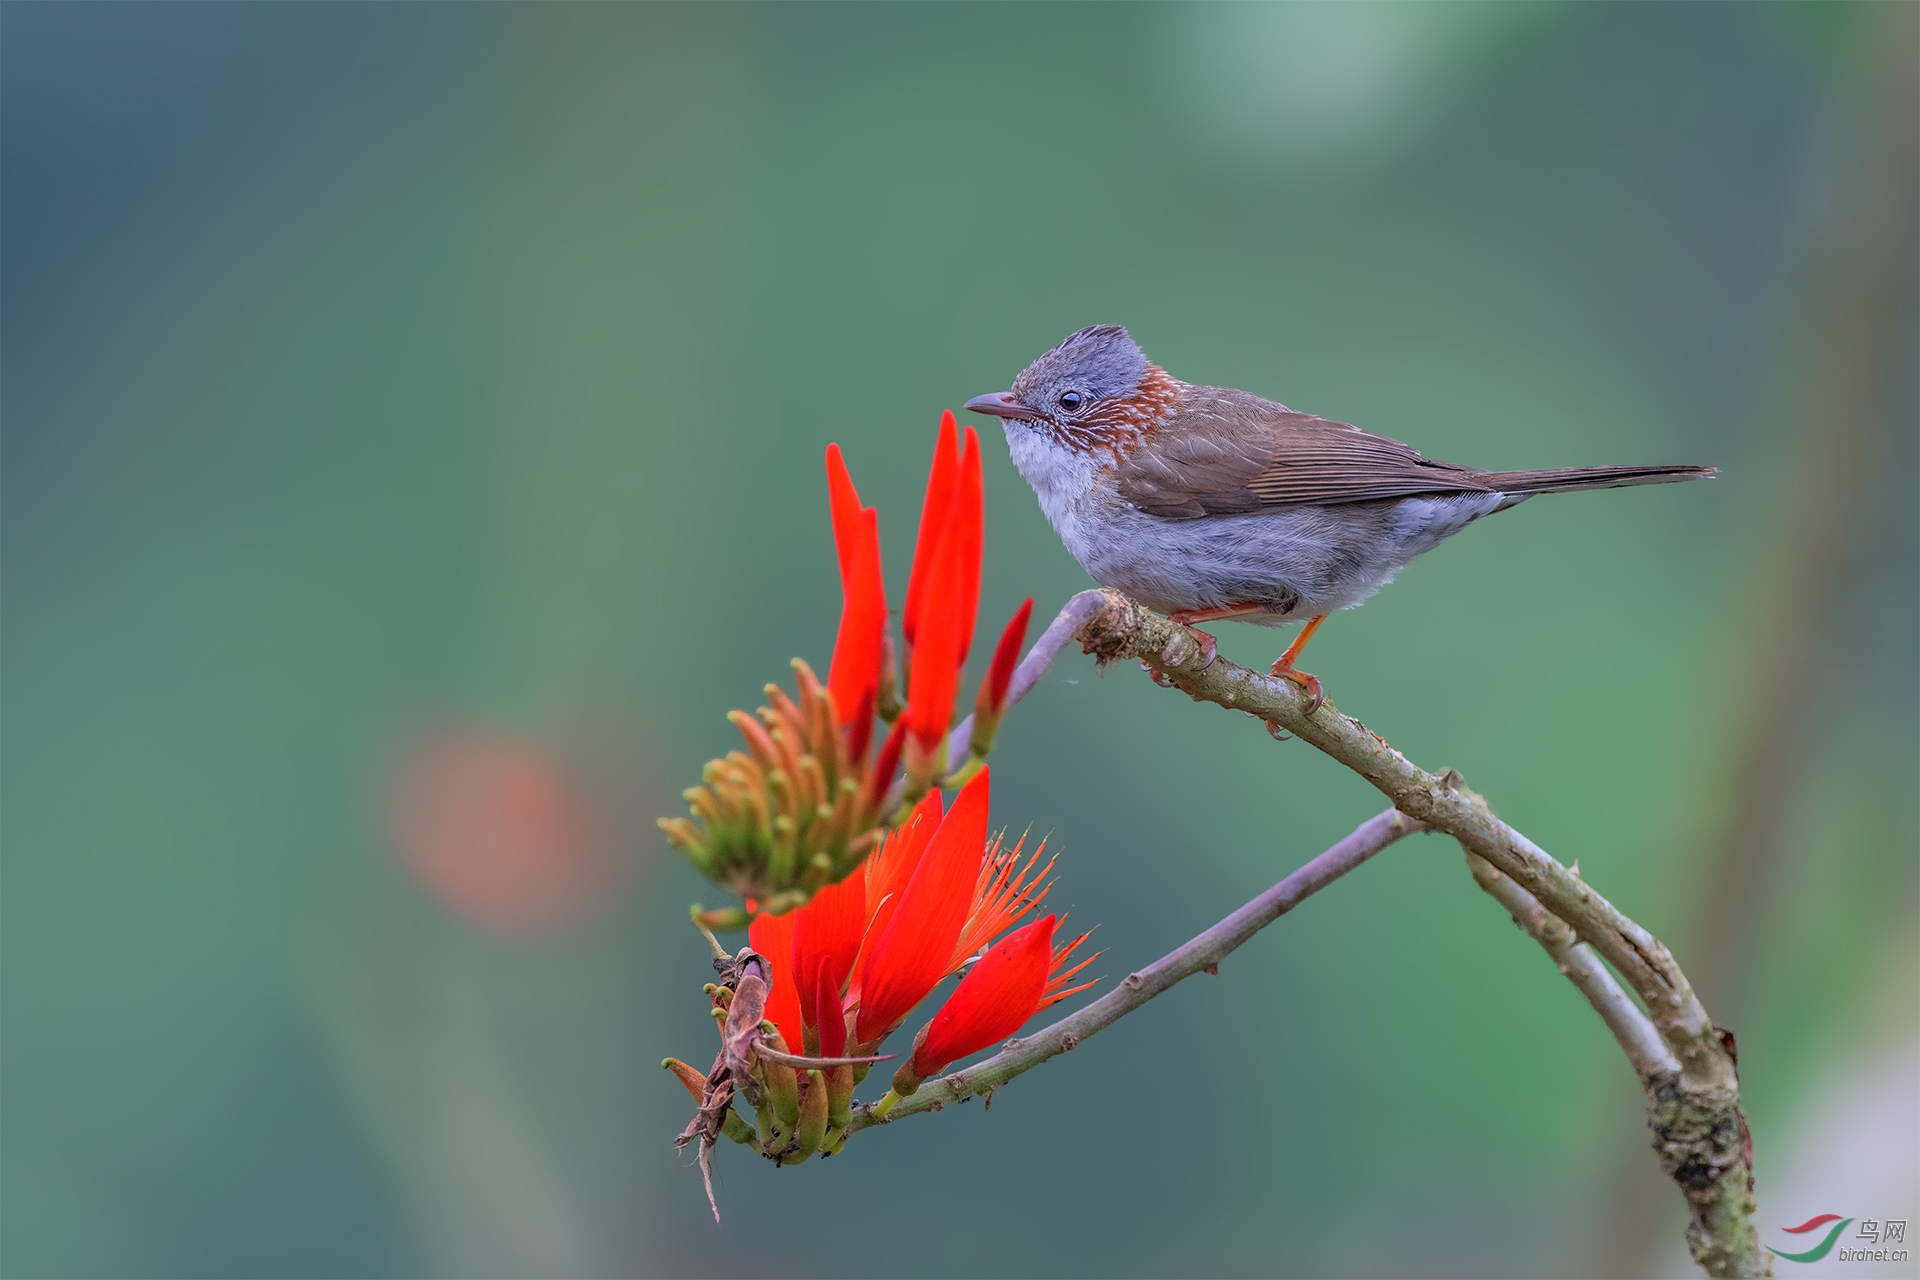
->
<box><xmin>1477</xmin><ymin>464</ymin><xmax>1716</xmax><ymax>496</ymax></box>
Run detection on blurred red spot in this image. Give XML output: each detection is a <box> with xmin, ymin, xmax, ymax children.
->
<box><xmin>386</xmin><ymin>724</ymin><xmax>613</xmax><ymax>938</ymax></box>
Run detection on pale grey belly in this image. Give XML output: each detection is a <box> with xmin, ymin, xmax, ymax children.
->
<box><xmin>1057</xmin><ymin>493</ymin><xmax>1519</xmax><ymax>623</ymax></box>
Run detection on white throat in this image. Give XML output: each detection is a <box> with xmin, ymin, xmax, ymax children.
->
<box><xmin>1002</xmin><ymin>422</ymin><xmax>1101</xmax><ymax>536</ymax></box>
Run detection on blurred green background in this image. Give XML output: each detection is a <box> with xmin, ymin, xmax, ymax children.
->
<box><xmin>5</xmin><ymin>4</ymin><xmax>1915</xmax><ymax>1277</ymax></box>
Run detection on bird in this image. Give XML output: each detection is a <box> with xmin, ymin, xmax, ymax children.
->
<box><xmin>964</xmin><ymin>325</ymin><xmax>1714</xmax><ymax>711</ymax></box>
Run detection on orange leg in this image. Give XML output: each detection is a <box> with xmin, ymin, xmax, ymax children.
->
<box><xmin>1168</xmin><ymin>601</ymin><xmax>1266</xmax><ymax>668</ymax></box>
<box><xmin>1270</xmin><ymin>614</ymin><xmax>1327</xmax><ymax>714</ymax></box>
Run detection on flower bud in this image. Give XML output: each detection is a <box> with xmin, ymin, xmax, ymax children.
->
<box><xmin>757</xmin><ymin>1027</ymin><xmax>802</xmax><ymax>1154</ymax></box>
<box><xmin>662</xmin><ymin>1057</ymin><xmax>707</xmax><ymax>1102</ymax></box>
<box><xmin>970</xmin><ymin>599</ymin><xmax>1032</xmax><ymax>758</ymax></box>
<box><xmin>788</xmin><ymin>1068</ymin><xmax>829</xmax><ymax>1163</ymax></box>
<box><xmin>659</xmin><ymin>660</ymin><xmax>891</xmax><ymax>919</ymax></box>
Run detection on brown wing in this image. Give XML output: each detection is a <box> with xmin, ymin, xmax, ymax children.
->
<box><xmin>1113</xmin><ymin>386</ymin><xmax>1491</xmax><ymax>519</ymax></box>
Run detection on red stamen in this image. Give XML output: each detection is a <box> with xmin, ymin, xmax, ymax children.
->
<box><xmin>1040</xmin><ymin>928</ymin><xmax>1100</xmax><ymax>1008</ymax></box>
<box><xmin>948</xmin><ymin>833</ymin><xmax>1055</xmax><ymax>976</ymax></box>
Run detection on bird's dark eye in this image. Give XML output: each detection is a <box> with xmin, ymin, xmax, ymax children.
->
<box><xmin>1057</xmin><ymin>391</ymin><xmax>1084</xmax><ymax>411</ymax></box>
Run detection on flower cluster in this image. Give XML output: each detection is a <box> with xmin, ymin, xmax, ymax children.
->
<box><xmin>659</xmin><ymin>414</ymin><xmax>1033</xmax><ymax>924</ymax></box>
<box><xmin>666</xmin><ymin>767</ymin><xmax>1095</xmax><ymax>1175</ymax></box>
<box><xmin>661</xmin><ymin>416</ymin><xmax>1096</xmax><ymax>1197</ymax></box>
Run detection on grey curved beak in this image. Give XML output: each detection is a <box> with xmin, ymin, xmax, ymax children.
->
<box><xmin>964</xmin><ymin>392</ymin><xmax>1039</xmax><ymax>421</ymax></box>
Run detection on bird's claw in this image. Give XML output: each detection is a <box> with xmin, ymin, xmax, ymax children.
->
<box><xmin>1185</xmin><ymin>627</ymin><xmax>1218</xmax><ymax>669</ymax></box>
<box><xmin>1139</xmin><ymin>659</ymin><xmax>1177</xmax><ymax>689</ymax></box>
<box><xmin>1165</xmin><ymin>612</ymin><xmax>1222</xmax><ymax>669</ymax></box>
<box><xmin>1270</xmin><ymin>662</ymin><xmax>1324</xmax><ymax>716</ymax></box>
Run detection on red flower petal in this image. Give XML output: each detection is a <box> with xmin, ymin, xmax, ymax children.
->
<box><xmin>824</xmin><ymin>444</ymin><xmax>865</xmax><ymax>590</ymax></box>
<box><xmin>911</xmin><ymin>913</ymin><xmax>1056</xmax><ymax>1076</ymax></box>
<box><xmin>843</xmin><ymin>684</ymin><xmax>876</xmax><ymax>775</ymax></box>
<box><xmin>748</xmin><ymin>907</ymin><xmax>803</xmax><ymax>1053</ymax></box>
<box><xmin>849</xmin><ymin>788</ymin><xmax>942</xmax><ymax>1008</ymax></box>
<box><xmin>827</xmin><ymin>508</ymin><xmax>887</xmax><ymax>727</ymax></box>
<box><xmin>902</xmin><ymin>413</ymin><xmax>959</xmax><ymax>649</ymax></box>
<box><xmin>814</xmin><ymin>961</ymin><xmax>848</xmax><ymax>1058</ymax></box>
<box><xmin>865</xmin><ymin>714</ymin><xmax>908</xmax><ymax>809</ymax></box>
<box><xmin>951</xmin><ymin>427</ymin><xmax>984</xmax><ymax>664</ymax></box>
<box><xmin>904</xmin><ymin>505</ymin><xmax>967</xmax><ymax>751</ymax></box>
<box><xmin>792</xmin><ymin>869</ymin><xmax>865</xmax><ymax>1035</ymax></box>
<box><xmin>980</xmin><ymin>597</ymin><xmax>1033</xmax><ymax>717</ymax></box>
<box><xmin>854</xmin><ymin>769</ymin><xmax>991</xmax><ymax>1043</ymax></box>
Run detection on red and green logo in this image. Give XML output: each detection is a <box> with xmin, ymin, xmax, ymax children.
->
<box><xmin>1769</xmin><ymin>1214</ymin><xmax>1853</xmax><ymax>1263</ymax></box>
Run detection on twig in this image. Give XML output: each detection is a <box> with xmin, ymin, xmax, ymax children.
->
<box><xmin>1072</xmin><ymin>588</ymin><xmax>1764</xmax><ymax>1278</ymax></box>
<box><xmin>943</xmin><ymin>591</ymin><xmax>1111</xmax><ymax>763</ymax></box>
<box><xmin>1465</xmin><ymin>852</ymin><xmax>1681</xmax><ymax>1080</ymax></box>
<box><xmin>1602</xmin><ymin>19</ymin><xmax>1916</xmax><ymax>1272</ymax></box>
<box><xmin>846</xmin><ymin>806</ymin><xmax>1424</xmax><ymax>1134</ymax></box>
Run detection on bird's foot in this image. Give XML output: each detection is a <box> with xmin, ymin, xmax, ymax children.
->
<box><xmin>1165</xmin><ymin>614</ymin><xmax>1219</xmax><ymax>668</ymax></box>
<box><xmin>1187</xmin><ymin>628</ymin><xmax>1218</xmax><ymax>669</ymax></box>
<box><xmin>1269</xmin><ymin>659</ymin><xmax>1324</xmax><ymax>716</ymax></box>
<box><xmin>1268</xmin><ymin>614</ymin><xmax>1328</xmax><ymax>715</ymax></box>
<box><xmin>1139</xmin><ymin>659</ymin><xmax>1178</xmax><ymax>689</ymax></box>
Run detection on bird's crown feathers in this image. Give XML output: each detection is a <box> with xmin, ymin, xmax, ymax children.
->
<box><xmin>1012</xmin><ymin>325</ymin><xmax>1149</xmax><ymax>407</ymax></box>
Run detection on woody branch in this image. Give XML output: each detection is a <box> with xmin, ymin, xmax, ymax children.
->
<box><xmin>847</xmin><ymin>805</ymin><xmax>1427</xmax><ymax>1135</ymax></box>
<box><xmin>1055</xmin><ymin>588</ymin><xmax>1765</xmax><ymax>1278</ymax></box>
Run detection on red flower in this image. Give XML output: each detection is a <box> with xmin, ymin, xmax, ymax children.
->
<box><xmin>981</xmin><ymin>598</ymin><xmax>1032</xmax><ymax>717</ymax></box>
<box><xmin>851</xmin><ymin>788</ymin><xmax>944</xmax><ymax>1002</ymax></box>
<box><xmin>791</xmin><ymin>866</ymin><xmax>864</xmax><ymax>1050</ymax></box>
<box><xmin>812</xmin><ymin>961</ymin><xmax>849</xmax><ymax>1058</ymax></box>
<box><xmin>825</xmin><ymin>448</ymin><xmax>887</xmax><ymax>733</ymax></box>
<box><xmin>824</xmin><ymin>442</ymin><xmax>865</xmax><ymax>589</ymax></box>
<box><xmin>387</xmin><ymin>723</ymin><xmax>616</xmax><ymax>939</ymax></box>
<box><xmin>909</xmin><ymin>913</ymin><xmax>1057</xmax><ymax>1079</ymax></box>
<box><xmin>901</xmin><ymin>413</ymin><xmax>959</xmax><ymax>650</ymax></box>
<box><xmin>854</xmin><ymin>768</ymin><xmax>992</xmax><ymax>1043</ymax></box>
<box><xmin>903</xmin><ymin>423</ymin><xmax>984</xmax><ymax>765</ymax></box>
<box><xmin>748</xmin><ymin>907</ymin><xmax>803</xmax><ymax>1053</ymax></box>
<box><xmin>666</xmin><ymin>416</ymin><xmax>1038</xmax><ymax>924</ymax></box>
<box><xmin>756</xmin><ymin>767</ymin><xmax>1099</xmax><ymax>1057</ymax></box>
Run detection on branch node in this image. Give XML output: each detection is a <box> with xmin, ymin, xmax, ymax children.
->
<box><xmin>1076</xmin><ymin>589</ymin><xmax>1147</xmax><ymax>666</ymax></box>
